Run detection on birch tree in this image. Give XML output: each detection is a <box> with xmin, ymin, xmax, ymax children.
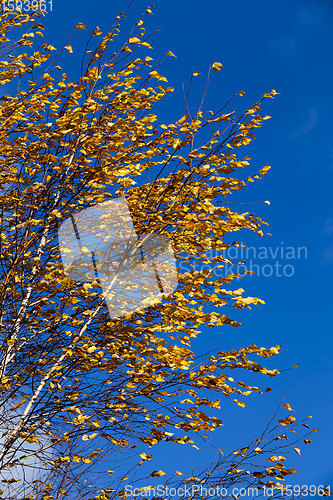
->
<box><xmin>0</xmin><ymin>5</ymin><xmax>321</xmax><ymax>500</ymax></box>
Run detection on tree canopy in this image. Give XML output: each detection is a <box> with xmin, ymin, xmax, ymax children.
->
<box><xmin>0</xmin><ymin>5</ymin><xmax>322</xmax><ymax>500</ymax></box>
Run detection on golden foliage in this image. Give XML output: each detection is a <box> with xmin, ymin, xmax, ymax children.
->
<box><xmin>0</xmin><ymin>6</ymin><xmax>317</xmax><ymax>500</ymax></box>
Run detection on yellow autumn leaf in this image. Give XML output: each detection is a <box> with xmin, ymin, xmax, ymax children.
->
<box><xmin>212</xmin><ymin>61</ymin><xmax>223</xmax><ymax>72</ymax></box>
<box><xmin>92</xmin><ymin>27</ymin><xmax>102</xmax><ymax>36</ymax></box>
<box><xmin>87</xmin><ymin>67</ymin><xmax>100</xmax><ymax>79</ymax></box>
<box><xmin>267</xmin><ymin>455</ymin><xmax>279</xmax><ymax>462</ymax></box>
<box><xmin>268</xmin><ymin>346</ymin><xmax>280</xmax><ymax>355</ymax></box>
<box><xmin>82</xmin><ymin>433</ymin><xmax>97</xmax><ymax>441</ymax></box>
<box><xmin>283</xmin><ymin>403</ymin><xmax>294</xmax><ymax>411</ymax></box>
<box><xmin>128</xmin><ymin>37</ymin><xmax>141</xmax><ymax>44</ymax></box>
<box><xmin>87</xmin><ymin>346</ymin><xmax>97</xmax><ymax>353</ymax></box>
<box><xmin>149</xmin><ymin>70</ymin><xmax>167</xmax><ymax>81</ymax></box>
<box><xmin>149</xmin><ymin>470</ymin><xmax>166</xmax><ymax>477</ymax></box>
<box><xmin>233</xmin><ymin>399</ymin><xmax>246</xmax><ymax>408</ymax></box>
<box><xmin>26</xmin><ymin>435</ymin><xmax>39</xmax><ymax>443</ymax></box>
<box><xmin>166</xmin><ymin>51</ymin><xmax>177</xmax><ymax>57</ymax></box>
<box><xmin>64</xmin><ymin>45</ymin><xmax>73</xmax><ymax>53</ymax></box>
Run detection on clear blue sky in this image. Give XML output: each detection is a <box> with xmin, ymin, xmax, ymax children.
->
<box><xmin>40</xmin><ymin>0</ymin><xmax>332</xmax><ymax>492</ymax></box>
